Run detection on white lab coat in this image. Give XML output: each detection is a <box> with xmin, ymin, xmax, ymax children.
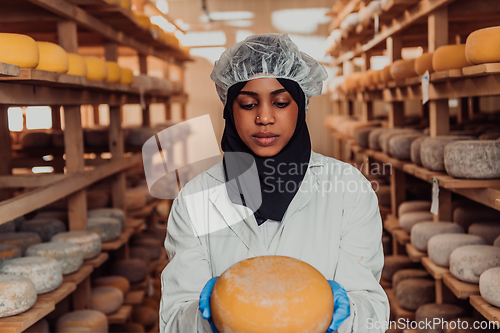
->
<box><xmin>160</xmin><ymin>151</ymin><xmax>390</xmax><ymax>333</ymax></box>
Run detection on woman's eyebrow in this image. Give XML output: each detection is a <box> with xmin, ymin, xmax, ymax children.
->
<box><xmin>271</xmin><ymin>89</ymin><xmax>287</xmax><ymax>95</ymax></box>
<box><xmin>239</xmin><ymin>91</ymin><xmax>258</xmax><ymax>96</ymax></box>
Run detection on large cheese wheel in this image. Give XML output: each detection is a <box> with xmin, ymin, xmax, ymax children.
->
<box><xmin>465</xmin><ymin>26</ymin><xmax>500</xmax><ymax>65</ymax></box>
<box><xmin>211</xmin><ymin>256</ymin><xmax>333</xmax><ymax>333</ymax></box>
<box><xmin>94</xmin><ymin>276</ymin><xmax>130</xmax><ymax>295</ymax></box>
<box><xmin>432</xmin><ymin>44</ymin><xmax>470</xmax><ymax>72</ymax></box>
<box><xmin>0</xmin><ymin>33</ymin><xmax>39</xmax><ymax>68</ymax></box>
<box><xmin>381</xmin><ymin>255</ymin><xmax>418</xmax><ymax>282</ymax></box>
<box><xmin>379</xmin><ymin>129</ymin><xmax>417</xmax><ymax>154</ymax></box>
<box><xmin>415</xmin><ymin>52</ymin><xmax>434</xmax><ymax>75</ymax></box>
<box><xmin>111</xmin><ymin>259</ymin><xmax>148</xmax><ymax>284</ymax></box>
<box><xmin>368</xmin><ymin>128</ymin><xmax>387</xmax><ymax>150</ymax></box>
<box><xmin>450</xmin><ymin>245</ymin><xmax>500</xmax><ymax>283</ymax></box>
<box><xmin>0</xmin><ymin>220</ymin><xmax>15</xmax><ymax>233</ymax></box>
<box><xmin>120</xmin><ymin>68</ymin><xmax>134</xmax><ymax>85</ymax></box>
<box><xmin>51</xmin><ymin>231</ymin><xmax>101</xmax><ymax>260</ymax></box>
<box><xmin>0</xmin><ymin>275</ymin><xmax>37</xmax><ymax>318</ymax></box>
<box><xmin>389</xmin><ymin>133</ymin><xmax>426</xmax><ymax>160</ymax></box>
<box><xmin>395</xmin><ymin>278</ymin><xmax>435</xmax><ymax>311</ymax></box>
<box><xmin>109</xmin><ymin>323</ymin><xmax>145</xmax><ymax>333</ymax></box>
<box><xmin>25</xmin><ymin>242</ymin><xmax>83</xmax><ymax>275</ymax></box>
<box><xmin>415</xmin><ymin>304</ymin><xmax>466</xmax><ymax>333</ymax></box>
<box><xmin>428</xmin><ymin>234</ymin><xmax>486</xmax><ymax>267</ymax></box>
<box><xmin>84</xmin><ymin>56</ymin><xmax>108</xmax><ymax>81</ymax></box>
<box><xmin>87</xmin><ymin>190</ymin><xmax>110</xmax><ymax>209</ymax></box>
<box><xmin>0</xmin><ymin>257</ymin><xmax>62</xmax><ymax>294</ymax></box>
<box><xmin>444</xmin><ymin>140</ymin><xmax>500</xmax><ymax>179</ymax></box>
<box><xmin>479</xmin><ymin>267</ymin><xmax>500</xmax><ymax>308</ymax></box>
<box><xmin>91</xmin><ymin>286</ymin><xmax>123</xmax><ymax>314</ymax></box>
<box><xmin>399</xmin><ymin>211</ymin><xmax>433</xmax><ymax>234</ymax></box>
<box><xmin>106</xmin><ymin>61</ymin><xmax>122</xmax><ymax>83</ymax></box>
<box><xmin>392</xmin><ymin>269</ymin><xmax>431</xmax><ymax>289</ymax></box>
<box><xmin>468</xmin><ymin>222</ymin><xmax>500</xmax><ymax>245</ymax></box>
<box><xmin>88</xmin><ymin>217</ymin><xmax>122</xmax><ymax>242</ymax></box>
<box><xmin>390</xmin><ymin>59</ymin><xmax>417</xmax><ymax>80</ymax></box>
<box><xmin>355</xmin><ymin>127</ymin><xmax>375</xmax><ymax>148</ymax></box>
<box><xmin>376</xmin><ymin>185</ymin><xmax>391</xmax><ymax>207</ymax></box>
<box><xmin>35</xmin><ymin>42</ymin><xmax>69</xmax><ymax>73</ymax></box>
<box><xmin>453</xmin><ymin>205</ymin><xmax>500</xmax><ymax>229</ymax></box>
<box><xmin>0</xmin><ymin>244</ymin><xmax>22</xmax><ymax>263</ymax></box>
<box><xmin>132</xmin><ymin>306</ymin><xmax>158</xmax><ymax>328</ymax></box>
<box><xmin>20</xmin><ymin>218</ymin><xmax>66</xmax><ymax>242</ymax></box>
<box><xmin>130</xmin><ymin>246</ymin><xmax>151</xmax><ymax>263</ymax></box>
<box><xmin>410</xmin><ymin>136</ymin><xmax>427</xmax><ymax>166</ymax></box>
<box><xmin>0</xmin><ymin>232</ymin><xmax>41</xmax><ymax>254</ymax></box>
<box><xmin>420</xmin><ymin>136</ymin><xmax>476</xmax><ymax>171</ymax></box>
<box><xmin>20</xmin><ymin>131</ymin><xmax>52</xmax><ymax>148</ymax></box>
<box><xmin>56</xmin><ymin>310</ymin><xmax>108</xmax><ymax>333</ymax></box>
<box><xmin>66</xmin><ymin>53</ymin><xmax>87</xmax><ymax>77</ymax></box>
<box><xmin>411</xmin><ymin>222</ymin><xmax>464</xmax><ymax>252</ymax></box>
<box><xmin>398</xmin><ymin>201</ymin><xmax>431</xmax><ymax>217</ymax></box>
<box><xmin>88</xmin><ymin>208</ymin><xmax>126</xmax><ymax>229</ymax></box>
<box><xmin>24</xmin><ymin>319</ymin><xmax>50</xmax><ymax>333</ymax></box>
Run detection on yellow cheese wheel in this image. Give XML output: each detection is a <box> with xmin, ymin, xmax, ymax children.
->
<box><xmin>67</xmin><ymin>53</ymin><xmax>87</xmax><ymax>77</ymax></box>
<box><xmin>466</xmin><ymin>26</ymin><xmax>500</xmax><ymax>65</ymax></box>
<box><xmin>84</xmin><ymin>56</ymin><xmax>108</xmax><ymax>81</ymax></box>
<box><xmin>390</xmin><ymin>59</ymin><xmax>417</xmax><ymax>80</ymax></box>
<box><xmin>415</xmin><ymin>53</ymin><xmax>434</xmax><ymax>75</ymax></box>
<box><xmin>211</xmin><ymin>256</ymin><xmax>334</xmax><ymax>333</ymax></box>
<box><xmin>120</xmin><ymin>68</ymin><xmax>134</xmax><ymax>85</ymax></box>
<box><xmin>106</xmin><ymin>61</ymin><xmax>122</xmax><ymax>83</ymax></box>
<box><xmin>35</xmin><ymin>42</ymin><xmax>69</xmax><ymax>73</ymax></box>
<box><xmin>134</xmin><ymin>14</ymin><xmax>151</xmax><ymax>30</ymax></box>
<box><xmin>432</xmin><ymin>44</ymin><xmax>470</xmax><ymax>72</ymax></box>
<box><xmin>0</xmin><ymin>33</ymin><xmax>39</xmax><ymax>68</ymax></box>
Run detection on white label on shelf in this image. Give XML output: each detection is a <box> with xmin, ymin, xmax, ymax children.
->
<box><xmin>422</xmin><ymin>71</ymin><xmax>430</xmax><ymax>105</ymax></box>
<box><xmin>431</xmin><ymin>177</ymin><xmax>439</xmax><ymax>215</ymax></box>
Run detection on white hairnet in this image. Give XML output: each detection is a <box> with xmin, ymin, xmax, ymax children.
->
<box><xmin>210</xmin><ymin>33</ymin><xmax>328</xmax><ymax>110</ymax></box>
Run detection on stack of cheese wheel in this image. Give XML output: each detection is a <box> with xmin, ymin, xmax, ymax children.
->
<box><xmin>479</xmin><ymin>267</ymin><xmax>500</xmax><ymax>309</ymax></box>
<box><xmin>0</xmin><ymin>244</ymin><xmax>22</xmax><ymax>263</ymax></box>
<box><xmin>0</xmin><ymin>232</ymin><xmax>42</xmax><ymax>254</ymax></box>
<box><xmin>20</xmin><ymin>218</ymin><xmax>66</xmax><ymax>242</ymax></box>
<box><xmin>399</xmin><ymin>211</ymin><xmax>433</xmax><ymax>234</ymax></box>
<box><xmin>91</xmin><ymin>286</ymin><xmax>124</xmax><ymax>314</ymax></box>
<box><xmin>20</xmin><ymin>131</ymin><xmax>52</xmax><ymax>149</ymax></box>
<box><xmin>51</xmin><ymin>231</ymin><xmax>102</xmax><ymax>260</ymax></box>
<box><xmin>381</xmin><ymin>255</ymin><xmax>418</xmax><ymax>283</ymax></box>
<box><xmin>66</xmin><ymin>53</ymin><xmax>87</xmax><ymax>77</ymax></box>
<box><xmin>35</xmin><ymin>42</ymin><xmax>69</xmax><ymax>73</ymax></box>
<box><xmin>210</xmin><ymin>256</ymin><xmax>333</xmax><ymax>333</ymax></box>
<box><xmin>414</xmin><ymin>53</ymin><xmax>434</xmax><ymax>75</ymax></box>
<box><xmin>395</xmin><ymin>277</ymin><xmax>435</xmax><ymax>311</ymax></box>
<box><xmin>432</xmin><ymin>44</ymin><xmax>470</xmax><ymax>72</ymax></box>
<box><xmin>0</xmin><ymin>257</ymin><xmax>62</xmax><ymax>294</ymax></box>
<box><xmin>56</xmin><ymin>310</ymin><xmax>108</xmax><ymax>333</ymax></box>
<box><xmin>428</xmin><ymin>233</ymin><xmax>486</xmax><ymax>267</ymax></box>
<box><xmin>465</xmin><ymin>26</ymin><xmax>500</xmax><ymax>65</ymax></box>
<box><xmin>84</xmin><ymin>56</ymin><xmax>108</xmax><ymax>81</ymax></box>
<box><xmin>453</xmin><ymin>205</ymin><xmax>500</xmax><ymax>229</ymax></box>
<box><xmin>0</xmin><ymin>275</ymin><xmax>37</xmax><ymax>318</ymax></box>
<box><xmin>444</xmin><ymin>140</ymin><xmax>500</xmax><ymax>179</ymax></box>
<box><xmin>450</xmin><ymin>245</ymin><xmax>500</xmax><ymax>283</ymax></box>
<box><xmin>390</xmin><ymin>59</ymin><xmax>418</xmax><ymax>80</ymax></box>
<box><xmin>25</xmin><ymin>242</ymin><xmax>83</xmax><ymax>275</ymax></box>
<box><xmin>111</xmin><ymin>259</ymin><xmax>148</xmax><ymax>284</ymax></box>
<box><xmin>0</xmin><ymin>33</ymin><xmax>39</xmax><ymax>68</ymax></box>
<box><xmin>87</xmin><ymin>216</ymin><xmax>122</xmax><ymax>242</ymax></box>
<box><xmin>468</xmin><ymin>222</ymin><xmax>500</xmax><ymax>245</ymax></box>
<box><xmin>410</xmin><ymin>222</ymin><xmax>464</xmax><ymax>252</ymax></box>
<box><xmin>420</xmin><ymin>136</ymin><xmax>477</xmax><ymax>171</ymax></box>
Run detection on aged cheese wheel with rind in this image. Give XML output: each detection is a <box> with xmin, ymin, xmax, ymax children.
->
<box><xmin>93</xmin><ymin>276</ymin><xmax>130</xmax><ymax>295</ymax></box>
<box><xmin>392</xmin><ymin>269</ymin><xmax>431</xmax><ymax>289</ymax></box>
<box><xmin>368</xmin><ymin>128</ymin><xmax>387</xmax><ymax>150</ymax></box>
<box><xmin>399</xmin><ymin>211</ymin><xmax>433</xmax><ymax>234</ymax></box>
<box><xmin>390</xmin><ymin>59</ymin><xmax>417</xmax><ymax>80</ymax></box>
<box><xmin>382</xmin><ymin>255</ymin><xmax>418</xmax><ymax>282</ymax></box>
<box><xmin>356</xmin><ymin>127</ymin><xmax>375</xmax><ymax>148</ymax></box>
<box><xmin>0</xmin><ymin>275</ymin><xmax>37</xmax><ymax>318</ymax></box>
<box><xmin>415</xmin><ymin>52</ymin><xmax>434</xmax><ymax>75</ymax></box>
<box><xmin>395</xmin><ymin>278</ymin><xmax>435</xmax><ymax>311</ymax></box>
<box><xmin>420</xmin><ymin>136</ymin><xmax>476</xmax><ymax>171</ymax></box>
<box><xmin>55</xmin><ymin>310</ymin><xmax>108</xmax><ymax>333</ymax></box>
<box><xmin>0</xmin><ymin>244</ymin><xmax>22</xmax><ymax>264</ymax></box>
<box><xmin>468</xmin><ymin>222</ymin><xmax>500</xmax><ymax>245</ymax></box>
<box><xmin>479</xmin><ymin>267</ymin><xmax>500</xmax><ymax>308</ymax></box>
<box><xmin>88</xmin><ymin>208</ymin><xmax>126</xmax><ymax>229</ymax></box>
<box><xmin>109</xmin><ymin>323</ymin><xmax>145</xmax><ymax>333</ymax></box>
<box><xmin>87</xmin><ymin>217</ymin><xmax>122</xmax><ymax>242</ymax></box>
<box><xmin>0</xmin><ymin>232</ymin><xmax>42</xmax><ymax>254</ymax></box>
<box><xmin>453</xmin><ymin>205</ymin><xmax>500</xmax><ymax>230</ymax></box>
<box><xmin>411</xmin><ymin>136</ymin><xmax>427</xmax><ymax>166</ymax></box>
<box><xmin>20</xmin><ymin>218</ymin><xmax>66</xmax><ymax>242</ymax></box>
<box><xmin>120</xmin><ymin>68</ymin><xmax>134</xmax><ymax>85</ymax></box>
<box><xmin>398</xmin><ymin>201</ymin><xmax>431</xmax><ymax>217</ymax></box>
<box><xmin>389</xmin><ymin>133</ymin><xmax>426</xmax><ymax>160</ymax></box>
<box><xmin>432</xmin><ymin>44</ymin><xmax>470</xmax><ymax>72</ymax></box>
<box><xmin>415</xmin><ymin>303</ymin><xmax>466</xmax><ymax>333</ymax></box>
<box><xmin>495</xmin><ymin>235</ymin><xmax>500</xmax><ymax>247</ymax></box>
<box><xmin>91</xmin><ymin>286</ymin><xmax>124</xmax><ymax>314</ymax></box>
<box><xmin>411</xmin><ymin>222</ymin><xmax>464</xmax><ymax>252</ymax></box>
<box><xmin>51</xmin><ymin>231</ymin><xmax>101</xmax><ymax>260</ymax></box>
<box><xmin>110</xmin><ymin>259</ymin><xmax>148</xmax><ymax>284</ymax></box>
<box><xmin>444</xmin><ymin>140</ymin><xmax>500</xmax><ymax>179</ymax></box>
<box><xmin>428</xmin><ymin>234</ymin><xmax>487</xmax><ymax>267</ymax></box>
<box><xmin>25</xmin><ymin>242</ymin><xmax>83</xmax><ymax>275</ymax></box>
<box><xmin>105</xmin><ymin>61</ymin><xmax>122</xmax><ymax>83</ymax></box>
<box><xmin>450</xmin><ymin>245</ymin><xmax>500</xmax><ymax>283</ymax></box>
<box><xmin>465</xmin><ymin>26</ymin><xmax>500</xmax><ymax>65</ymax></box>
<box><xmin>0</xmin><ymin>256</ymin><xmax>62</xmax><ymax>294</ymax></box>
<box><xmin>84</xmin><ymin>56</ymin><xmax>108</xmax><ymax>81</ymax></box>
<box><xmin>379</xmin><ymin>129</ymin><xmax>417</xmax><ymax>154</ymax></box>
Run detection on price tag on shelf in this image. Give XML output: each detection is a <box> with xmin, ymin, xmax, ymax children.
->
<box><xmin>431</xmin><ymin>177</ymin><xmax>439</xmax><ymax>215</ymax></box>
<box><xmin>421</xmin><ymin>71</ymin><xmax>430</xmax><ymax>105</ymax></box>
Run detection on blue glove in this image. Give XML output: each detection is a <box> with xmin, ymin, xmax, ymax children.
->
<box><xmin>199</xmin><ymin>277</ymin><xmax>219</xmax><ymax>333</ymax></box>
<box><xmin>326</xmin><ymin>280</ymin><xmax>351</xmax><ymax>332</ymax></box>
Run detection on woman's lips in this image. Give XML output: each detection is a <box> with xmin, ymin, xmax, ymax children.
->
<box><xmin>252</xmin><ymin>132</ymin><xmax>279</xmax><ymax>146</ymax></box>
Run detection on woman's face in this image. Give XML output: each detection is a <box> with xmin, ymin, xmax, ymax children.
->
<box><xmin>232</xmin><ymin>78</ymin><xmax>298</xmax><ymax>157</ymax></box>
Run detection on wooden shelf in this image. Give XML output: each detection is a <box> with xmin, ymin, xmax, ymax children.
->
<box><xmin>124</xmin><ymin>290</ymin><xmax>145</xmax><ymax>305</ymax></box>
<box><xmin>0</xmin><ymin>301</ymin><xmax>54</xmax><ymax>333</ymax></box>
<box><xmin>84</xmin><ymin>252</ymin><xmax>109</xmax><ymax>268</ymax></box>
<box><xmin>462</xmin><ymin>63</ymin><xmax>500</xmax><ymax>77</ymax></box>
<box><xmin>101</xmin><ymin>227</ymin><xmax>134</xmax><ymax>251</ymax></box>
<box><xmin>107</xmin><ymin>305</ymin><xmax>132</xmax><ymax>324</ymax></box>
<box><xmin>386</xmin><ymin>288</ymin><xmax>415</xmax><ymax>321</ymax></box>
<box><xmin>0</xmin><ymin>62</ymin><xmax>20</xmax><ymax>78</ymax></box>
<box><xmin>63</xmin><ymin>265</ymin><xmax>93</xmax><ymax>285</ymax></box>
<box><xmin>443</xmin><ymin>274</ymin><xmax>480</xmax><ymax>299</ymax></box>
<box><xmin>421</xmin><ymin>257</ymin><xmax>449</xmax><ymax>279</ymax></box>
<box><xmin>434</xmin><ymin>174</ymin><xmax>500</xmax><ymax>189</ymax></box>
<box><xmin>38</xmin><ymin>282</ymin><xmax>77</xmax><ymax>304</ymax></box>
<box><xmin>393</xmin><ymin>229</ymin><xmax>411</xmax><ymax>246</ymax></box>
<box><xmin>430</xmin><ymin>69</ymin><xmax>463</xmax><ymax>82</ymax></box>
<box><xmin>470</xmin><ymin>295</ymin><xmax>500</xmax><ymax>328</ymax></box>
<box><xmin>406</xmin><ymin>243</ymin><xmax>426</xmax><ymax>262</ymax></box>
<box><xmin>384</xmin><ymin>214</ymin><xmax>402</xmax><ymax>233</ymax></box>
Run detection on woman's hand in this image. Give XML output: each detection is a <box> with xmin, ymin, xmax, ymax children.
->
<box><xmin>326</xmin><ymin>280</ymin><xmax>351</xmax><ymax>332</ymax></box>
<box><xmin>199</xmin><ymin>277</ymin><xmax>219</xmax><ymax>333</ymax></box>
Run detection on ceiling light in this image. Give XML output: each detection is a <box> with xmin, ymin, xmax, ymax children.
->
<box><xmin>272</xmin><ymin>8</ymin><xmax>331</xmax><ymax>34</ymax></box>
<box><xmin>180</xmin><ymin>31</ymin><xmax>226</xmax><ymax>47</ymax></box>
<box><xmin>209</xmin><ymin>11</ymin><xmax>254</xmax><ymax>21</ymax></box>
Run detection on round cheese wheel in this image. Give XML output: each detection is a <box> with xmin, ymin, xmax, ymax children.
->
<box><xmin>420</xmin><ymin>136</ymin><xmax>477</xmax><ymax>172</ymax></box>
<box><xmin>130</xmin><ymin>237</ymin><xmax>162</xmax><ymax>260</ymax></box>
<box><xmin>432</xmin><ymin>44</ymin><xmax>470</xmax><ymax>72</ymax></box>
<box><xmin>376</xmin><ymin>185</ymin><xmax>391</xmax><ymax>207</ymax></box>
<box><xmin>20</xmin><ymin>218</ymin><xmax>66</xmax><ymax>242</ymax></box>
<box><xmin>130</xmin><ymin>246</ymin><xmax>151</xmax><ymax>264</ymax></box>
<box><xmin>120</xmin><ymin>68</ymin><xmax>134</xmax><ymax>85</ymax></box>
<box><xmin>0</xmin><ymin>220</ymin><xmax>15</xmax><ymax>233</ymax></box>
<box><xmin>392</xmin><ymin>269</ymin><xmax>431</xmax><ymax>289</ymax></box>
<box><xmin>415</xmin><ymin>304</ymin><xmax>466</xmax><ymax>333</ymax></box>
<box><xmin>444</xmin><ymin>140</ymin><xmax>500</xmax><ymax>179</ymax></box>
<box><xmin>132</xmin><ymin>306</ymin><xmax>158</xmax><ymax>328</ymax></box>
<box><xmin>211</xmin><ymin>256</ymin><xmax>333</xmax><ymax>333</ymax></box>
<box><xmin>84</xmin><ymin>56</ymin><xmax>108</xmax><ymax>81</ymax></box>
<box><xmin>0</xmin><ymin>244</ymin><xmax>22</xmax><ymax>264</ymax></box>
<box><xmin>87</xmin><ymin>190</ymin><xmax>110</xmax><ymax>209</ymax></box>
<box><xmin>382</xmin><ymin>255</ymin><xmax>418</xmax><ymax>282</ymax></box>
<box><xmin>355</xmin><ymin>127</ymin><xmax>375</xmax><ymax>148</ymax></box>
<box><xmin>396</xmin><ymin>278</ymin><xmax>435</xmax><ymax>311</ymax></box>
<box><xmin>0</xmin><ymin>33</ymin><xmax>39</xmax><ymax>68</ymax></box>
<box><xmin>411</xmin><ymin>222</ymin><xmax>464</xmax><ymax>252</ymax></box>
<box><xmin>35</xmin><ymin>42</ymin><xmax>69</xmax><ymax>73</ymax></box>
<box><xmin>88</xmin><ymin>217</ymin><xmax>122</xmax><ymax>242</ymax></box>
<box><xmin>94</xmin><ymin>276</ymin><xmax>130</xmax><ymax>295</ymax></box>
<box><xmin>84</xmin><ymin>127</ymin><xmax>109</xmax><ymax>148</ymax></box>
<box><xmin>443</xmin><ymin>317</ymin><xmax>494</xmax><ymax>333</ymax></box>
<box><xmin>21</xmin><ymin>131</ymin><xmax>52</xmax><ymax>148</ymax></box>
<box><xmin>88</xmin><ymin>208</ymin><xmax>126</xmax><ymax>229</ymax></box>
<box><xmin>111</xmin><ymin>259</ymin><xmax>148</xmax><ymax>284</ymax></box>
<box><xmin>389</xmin><ymin>133</ymin><xmax>426</xmax><ymax>160</ymax></box>
<box><xmin>415</xmin><ymin>52</ymin><xmax>434</xmax><ymax>76</ymax></box>
<box><xmin>468</xmin><ymin>222</ymin><xmax>500</xmax><ymax>245</ymax></box>
<box><xmin>450</xmin><ymin>245</ymin><xmax>500</xmax><ymax>283</ymax></box>
<box><xmin>428</xmin><ymin>234</ymin><xmax>486</xmax><ymax>267</ymax></box>
<box><xmin>379</xmin><ymin>129</ymin><xmax>417</xmax><ymax>154</ymax></box>
<box><xmin>35</xmin><ymin>211</ymin><xmax>68</xmax><ymax>223</ymax></box>
<box><xmin>91</xmin><ymin>286</ymin><xmax>124</xmax><ymax>314</ymax></box>
<box><xmin>479</xmin><ymin>267</ymin><xmax>500</xmax><ymax>308</ymax></box>
<box><xmin>56</xmin><ymin>310</ymin><xmax>108</xmax><ymax>333</ymax></box>
<box><xmin>134</xmin><ymin>14</ymin><xmax>151</xmax><ymax>30</ymax></box>
<box><xmin>368</xmin><ymin>128</ymin><xmax>387</xmax><ymax>150</ymax></box>
<box><xmin>399</xmin><ymin>211</ymin><xmax>433</xmax><ymax>234</ymax></box>
<box><xmin>25</xmin><ymin>241</ymin><xmax>83</xmax><ymax>275</ymax></box>
<box><xmin>24</xmin><ymin>319</ymin><xmax>49</xmax><ymax>333</ymax></box>
<box><xmin>109</xmin><ymin>323</ymin><xmax>145</xmax><ymax>333</ymax></box>
<box><xmin>51</xmin><ymin>231</ymin><xmax>101</xmax><ymax>260</ymax></box>
<box><xmin>106</xmin><ymin>61</ymin><xmax>122</xmax><ymax>83</ymax></box>
<box><xmin>379</xmin><ymin>65</ymin><xmax>392</xmax><ymax>83</ymax></box>
<box><xmin>410</xmin><ymin>136</ymin><xmax>427</xmax><ymax>166</ymax></box>
<box><xmin>398</xmin><ymin>201</ymin><xmax>431</xmax><ymax>217</ymax></box>
<box><xmin>390</xmin><ymin>59</ymin><xmax>417</xmax><ymax>80</ymax></box>
<box><xmin>0</xmin><ymin>275</ymin><xmax>37</xmax><ymax>318</ymax></box>
<box><xmin>66</xmin><ymin>53</ymin><xmax>87</xmax><ymax>77</ymax></box>
<box><xmin>465</xmin><ymin>26</ymin><xmax>500</xmax><ymax>65</ymax></box>
<box><xmin>0</xmin><ymin>257</ymin><xmax>62</xmax><ymax>294</ymax></box>
<box><xmin>0</xmin><ymin>232</ymin><xmax>41</xmax><ymax>254</ymax></box>
<box><xmin>453</xmin><ymin>205</ymin><xmax>500</xmax><ymax>230</ymax></box>
<box><xmin>126</xmin><ymin>189</ymin><xmax>147</xmax><ymax>211</ymax></box>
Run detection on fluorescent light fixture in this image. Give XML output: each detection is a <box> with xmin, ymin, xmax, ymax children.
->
<box><xmin>26</xmin><ymin>106</ymin><xmax>52</xmax><ymax>130</ymax></box>
<box><xmin>156</xmin><ymin>0</ymin><xmax>169</xmax><ymax>14</ymax></box>
<box><xmin>236</xmin><ymin>30</ymin><xmax>254</xmax><ymax>43</ymax></box>
<box><xmin>180</xmin><ymin>31</ymin><xmax>226</xmax><ymax>47</ymax></box>
<box><xmin>209</xmin><ymin>11</ymin><xmax>254</xmax><ymax>21</ymax></box>
<box><xmin>8</xmin><ymin>107</ymin><xmax>23</xmax><ymax>132</ymax></box>
<box><xmin>32</xmin><ymin>166</ymin><xmax>54</xmax><ymax>174</ymax></box>
<box><xmin>189</xmin><ymin>47</ymin><xmax>226</xmax><ymax>64</ymax></box>
<box><xmin>225</xmin><ymin>20</ymin><xmax>253</xmax><ymax>28</ymax></box>
<box><xmin>150</xmin><ymin>15</ymin><xmax>177</xmax><ymax>33</ymax></box>
<box><xmin>272</xmin><ymin>8</ymin><xmax>331</xmax><ymax>34</ymax></box>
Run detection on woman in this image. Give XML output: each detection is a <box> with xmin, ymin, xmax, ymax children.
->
<box><xmin>160</xmin><ymin>34</ymin><xmax>389</xmax><ymax>333</ymax></box>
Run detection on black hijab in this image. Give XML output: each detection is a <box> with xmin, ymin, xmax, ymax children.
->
<box><xmin>221</xmin><ymin>78</ymin><xmax>311</xmax><ymax>225</ymax></box>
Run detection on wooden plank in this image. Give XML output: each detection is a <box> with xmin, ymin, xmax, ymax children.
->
<box><xmin>107</xmin><ymin>305</ymin><xmax>132</xmax><ymax>324</ymax></box>
<box><xmin>109</xmin><ymin>105</ymin><xmax>126</xmax><ymax>211</ymax></box>
<box><xmin>452</xmin><ymin>187</ymin><xmax>500</xmax><ymax>212</ymax></box>
<box><xmin>413</xmin><ymin>165</ymin><xmax>446</xmax><ymax>182</ymax></box>
<box><xmin>38</xmin><ymin>282</ymin><xmax>77</xmax><ymax>304</ymax></box>
<box><xmin>101</xmin><ymin>227</ymin><xmax>134</xmax><ymax>251</ymax></box>
<box><xmin>406</xmin><ymin>243</ymin><xmax>426</xmax><ymax>262</ymax></box>
<box><xmin>402</xmin><ymin>163</ymin><xmax>417</xmax><ymax>176</ymax></box>
<box><xmin>0</xmin><ymin>62</ymin><xmax>20</xmax><ymax>77</ymax></box>
<box><xmin>434</xmin><ymin>175</ymin><xmax>500</xmax><ymax>189</ymax></box>
<box><xmin>462</xmin><ymin>63</ymin><xmax>500</xmax><ymax>77</ymax></box>
<box><xmin>0</xmin><ymin>301</ymin><xmax>54</xmax><ymax>333</ymax></box>
<box><xmin>470</xmin><ymin>295</ymin><xmax>500</xmax><ymax>328</ymax></box>
<box><xmin>393</xmin><ymin>229</ymin><xmax>411</xmax><ymax>245</ymax></box>
<box><xmin>84</xmin><ymin>252</ymin><xmax>109</xmax><ymax>268</ymax></box>
<box><xmin>443</xmin><ymin>274</ymin><xmax>480</xmax><ymax>299</ymax></box>
<box><xmin>57</xmin><ymin>20</ymin><xmax>78</xmax><ymax>53</ymax></box>
<box><xmin>386</xmin><ymin>288</ymin><xmax>415</xmax><ymax>321</ymax></box>
<box><xmin>0</xmin><ymin>105</ymin><xmax>12</xmax><ymax>202</ymax></box>
<box><xmin>429</xmin><ymin>99</ymin><xmax>450</xmax><ymax>136</ymax></box>
<box><xmin>62</xmin><ymin>263</ymin><xmax>93</xmax><ymax>285</ymax></box>
<box><xmin>421</xmin><ymin>256</ymin><xmax>449</xmax><ymax>279</ymax></box>
<box><xmin>428</xmin><ymin>6</ymin><xmax>448</xmax><ymax>52</ymax></box>
<box><xmin>0</xmin><ymin>174</ymin><xmax>66</xmax><ymax>188</ymax></box>
<box><xmin>430</xmin><ymin>69</ymin><xmax>463</xmax><ymax>82</ymax></box>
<box><xmin>124</xmin><ymin>290</ymin><xmax>145</xmax><ymax>305</ymax></box>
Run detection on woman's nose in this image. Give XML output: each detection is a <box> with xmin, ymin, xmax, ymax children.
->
<box><xmin>256</xmin><ymin>102</ymin><xmax>275</xmax><ymax>125</ymax></box>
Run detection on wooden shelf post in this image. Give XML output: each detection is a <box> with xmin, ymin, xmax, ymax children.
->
<box><xmin>139</xmin><ymin>54</ymin><xmax>151</xmax><ymax>126</ymax></box>
<box><xmin>109</xmin><ymin>106</ymin><xmax>126</xmax><ymax>211</ymax></box>
<box><xmin>0</xmin><ymin>105</ymin><xmax>12</xmax><ymax>202</ymax></box>
<box><xmin>57</xmin><ymin>21</ymin><xmax>78</xmax><ymax>53</ymax></box>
